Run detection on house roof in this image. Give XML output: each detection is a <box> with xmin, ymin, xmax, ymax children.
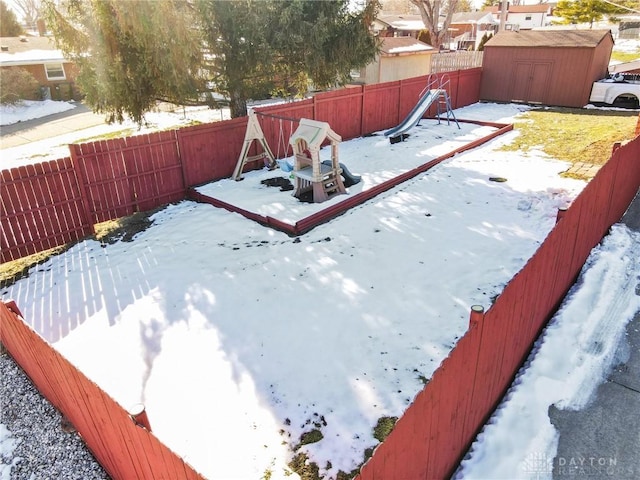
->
<box><xmin>451</xmin><ymin>11</ymin><xmax>498</xmax><ymax>24</ymax></box>
<box><xmin>380</xmin><ymin>36</ymin><xmax>434</xmax><ymax>55</ymax></box>
<box><xmin>0</xmin><ymin>36</ymin><xmax>66</xmax><ymax>65</ymax></box>
<box><xmin>484</xmin><ymin>29</ymin><xmax>613</xmax><ymax>48</ymax></box>
<box><xmin>486</xmin><ymin>4</ymin><xmax>552</xmax><ymax>14</ymax></box>
<box><xmin>377</xmin><ymin>14</ymin><xmax>425</xmax><ymax>31</ymax></box>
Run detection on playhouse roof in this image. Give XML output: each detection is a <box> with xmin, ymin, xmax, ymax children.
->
<box><xmin>289</xmin><ymin>119</ymin><xmax>341</xmax><ymax>150</ymax></box>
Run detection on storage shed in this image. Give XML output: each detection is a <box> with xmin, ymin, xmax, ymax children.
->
<box><xmin>353</xmin><ymin>37</ymin><xmax>435</xmax><ymax>84</ymax></box>
<box><xmin>480</xmin><ymin>30</ymin><xmax>614</xmax><ymax>108</ymax></box>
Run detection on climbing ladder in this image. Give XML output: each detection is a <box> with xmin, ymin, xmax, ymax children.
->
<box><xmin>432</xmin><ymin>74</ymin><xmax>460</xmax><ymax>129</ymax></box>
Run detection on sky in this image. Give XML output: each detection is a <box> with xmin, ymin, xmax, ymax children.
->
<box><xmin>1</xmin><ymin>98</ymin><xmax>639</xmax><ymax>479</ymax></box>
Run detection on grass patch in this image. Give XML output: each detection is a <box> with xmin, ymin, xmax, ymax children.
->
<box><xmin>0</xmin><ymin>246</ymin><xmax>68</xmax><ymax>290</ymax></box>
<box><xmin>72</xmin><ymin>128</ymin><xmax>136</xmax><ymax>144</ymax></box>
<box><xmin>94</xmin><ymin>208</ymin><xmax>159</xmax><ymax>244</ymax></box>
<box><xmin>0</xmin><ymin>208</ymin><xmax>162</xmax><ymax>289</ymax></box>
<box><xmin>373</xmin><ymin>416</ymin><xmax>398</xmax><ymax>443</ymax></box>
<box><xmin>611</xmin><ymin>50</ymin><xmax>640</xmax><ymax>64</ymax></box>
<box><xmin>501</xmin><ymin>106</ymin><xmax>638</xmax><ymax>170</ymax></box>
<box><xmin>289</xmin><ymin>452</ymin><xmax>320</xmax><ymax>480</ymax></box>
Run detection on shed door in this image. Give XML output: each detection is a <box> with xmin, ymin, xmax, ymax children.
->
<box><xmin>511</xmin><ymin>61</ymin><xmax>552</xmax><ymax>104</ymax></box>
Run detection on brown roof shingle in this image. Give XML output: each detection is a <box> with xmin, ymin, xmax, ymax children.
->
<box><xmin>484</xmin><ymin>29</ymin><xmax>613</xmax><ymax>48</ymax></box>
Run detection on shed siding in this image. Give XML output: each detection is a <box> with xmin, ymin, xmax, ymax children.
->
<box><xmin>480</xmin><ymin>33</ymin><xmax>613</xmax><ymax>108</ymax></box>
<box><xmin>379</xmin><ymin>54</ymin><xmax>432</xmax><ymax>83</ymax></box>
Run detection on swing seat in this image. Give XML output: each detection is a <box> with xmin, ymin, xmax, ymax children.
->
<box><xmin>276</xmin><ymin>159</ymin><xmax>294</xmax><ymax>172</ymax></box>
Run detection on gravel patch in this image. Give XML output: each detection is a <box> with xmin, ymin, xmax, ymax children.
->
<box><xmin>0</xmin><ymin>348</ymin><xmax>110</xmax><ymax>479</ymax></box>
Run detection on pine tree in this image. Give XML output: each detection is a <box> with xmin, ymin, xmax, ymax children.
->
<box><xmin>43</xmin><ymin>0</ymin><xmax>207</xmax><ymax>125</ymax></box>
<box><xmin>1</xmin><ymin>0</ymin><xmax>24</xmax><ymax>36</ymax></box>
<box><xmin>477</xmin><ymin>32</ymin><xmax>492</xmax><ymax>51</ymax></box>
<box><xmin>196</xmin><ymin>0</ymin><xmax>381</xmax><ymax>118</ymax></box>
<box><xmin>44</xmin><ymin>0</ymin><xmax>380</xmax><ymax>122</ymax></box>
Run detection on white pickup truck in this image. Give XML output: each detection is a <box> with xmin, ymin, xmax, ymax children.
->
<box><xmin>589</xmin><ymin>73</ymin><xmax>640</xmax><ymax>108</ymax></box>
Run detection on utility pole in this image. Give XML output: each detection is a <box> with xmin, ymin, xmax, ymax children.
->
<box><xmin>499</xmin><ymin>0</ymin><xmax>508</xmax><ymax>32</ymax></box>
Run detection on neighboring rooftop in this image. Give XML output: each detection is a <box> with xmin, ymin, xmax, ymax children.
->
<box><xmin>380</xmin><ymin>36</ymin><xmax>434</xmax><ymax>55</ymax></box>
<box><xmin>451</xmin><ymin>11</ymin><xmax>498</xmax><ymax>24</ymax></box>
<box><xmin>484</xmin><ymin>29</ymin><xmax>613</xmax><ymax>48</ymax></box>
<box><xmin>377</xmin><ymin>14</ymin><xmax>425</xmax><ymax>31</ymax></box>
<box><xmin>0</xmin><ymin>36</ymin><xmax>65</xmax><ymax>65</ymax></box>
<box><xmin>486</xmin><ymin>4</ymin><xmax>553</xmax><ymax>14</ymax></box>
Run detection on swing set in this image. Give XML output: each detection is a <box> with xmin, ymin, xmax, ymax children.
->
<box><xmin>233</xmin><ymin>110</ymin><xmax>348</xmax><ymax>203</ymax></box>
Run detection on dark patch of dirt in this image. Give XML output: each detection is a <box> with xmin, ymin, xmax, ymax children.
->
<box><xmin>96</xmin><ymin>208</ymin><xmax>162</xmax><ymax>245</ymax></box>
<box><xmin>261</xmin><ymin>176</ymin><xmax>294</xmax><ymax>191</ymax></box>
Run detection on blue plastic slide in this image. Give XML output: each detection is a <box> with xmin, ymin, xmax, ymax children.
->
<box><xmin>384</xmin><ymin>89</ymin><xmax>443</xmax><ymax>139</ymax></box>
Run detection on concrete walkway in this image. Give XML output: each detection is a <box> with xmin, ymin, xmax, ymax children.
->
<box><xmin>550</xmin><ymin>188</ymin><xmax>640</xmax><ymax>479</ymax></box>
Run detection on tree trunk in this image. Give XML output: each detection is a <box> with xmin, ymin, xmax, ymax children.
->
<box><xmin>229</xmin><ymin>90</ymin><xmax>247</xmax><ymax>118</ymax></box>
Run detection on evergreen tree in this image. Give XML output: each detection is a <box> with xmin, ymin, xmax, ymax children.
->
<box><xmin>477</xmin><ymin>32</ymin><xmax>492</xmax><ymax>51</ymax></box>
<box><xmin>196</xmin><ymin>0</ymin><xmax>381</xmax><ymax>118</ymax></box>
<box><xmin>553</xmin><ymin>0</ymin><xmax>634</xmax><ymax>28</ymax></box>
<box><xmin>43</xmin><ymin>0</ymin><xmax>207</xmax><ymax>125</ymax></box>
<box><xmin>1</xmin><ymin>0</ymin><xmax>24</xmax><ymax>36</ymax></box>
<box><xmin>44</xmin><ymin>0</ymin><xmax>380</xmax><ymax>122</ymax></box>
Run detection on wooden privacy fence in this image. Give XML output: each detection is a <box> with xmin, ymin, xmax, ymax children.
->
<box><xmin>0</xmin><ymin>300</ymin><xmax>205</xmax><ymax>480</ymax></box>
<box><xmin>1</xmin><ymin>137</ymin><xmax>637</xmax><ymax>480</ymax></box>
<box><xmin>356</xmin><ymin>136</ymin><xmax>640</xmax><ymax>479</ymax></box>
<box><xmin>1</xmin><ymin>69</ymin><xmax>482</xmax><ymax>263</ymax></box>
<box><xmin>431</xmin><ymin>51</ymin><xmax>484</xmax><ymax>73</ymax></box>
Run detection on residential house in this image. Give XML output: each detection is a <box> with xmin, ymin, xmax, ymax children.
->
<box><xmin>0</xmin><ymin>36</ymin><xmax>79</xmax><ymax>101</ymax></box>
<box><xmin>353</xmin><ymin>36</ymin><xmax>435</xmax><ymax>84</ymax></box>
<box><xmin>449</xmin><ymin>11</ymin><xmax>499</xmax><ymax>50</ymax></box>
<box><xmin>487</xmin><ymin>4</ymin><xmax>553</xmax><ymax>30</ymax></box>
<box><xmin>373</xmin><ymin>14</ymin><xmax>425</xmax><ymax>38</ymax></box>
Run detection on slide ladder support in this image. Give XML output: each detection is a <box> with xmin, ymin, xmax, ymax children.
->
<box><xmin>436</xmin><ymin>90</ymin><xmax>460</xmax><ymax>129</ymax></box>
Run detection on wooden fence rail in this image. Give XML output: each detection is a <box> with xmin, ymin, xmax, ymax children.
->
<box><xmin>431</xmin><ymin>51</ymin><xmax>484</xmax><ymax>73</ymax></box>
<box><xmin>1</xmin><ymin>69</ymin><xmax>481</xmax><ymax>263</ymax></box>
<box><xmin>356</xmin><ymin>136</ymin><xmax>640</xmax><ymax>479</ymax></box>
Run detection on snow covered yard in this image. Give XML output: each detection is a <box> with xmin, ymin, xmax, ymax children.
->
<box><xmin>1</xmin><ymin>102</ymin><xmax>594</xmax><ymax>479</ymax></box>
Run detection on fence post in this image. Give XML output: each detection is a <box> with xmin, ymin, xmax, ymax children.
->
<box><xmin>469</xmin><ymin>304</ymin><xmax>484</xmax><ymax>328</ymax></box>
<box><xmin>556</xmin><ymin>207</ymin><xmax>568</xmax><ymax>223</ymax></box>
<box><xmin>68</xmin><ymin>144</ymin><xmax>96</xmax><ymax>234</ymax></box>
<box><xmin>129</xmin><ymin>403</ymin><xmax>151</xmax><ymax>431</ymax></box>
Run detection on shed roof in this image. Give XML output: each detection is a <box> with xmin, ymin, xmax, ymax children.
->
<box><xmin>484</xmin><ymin>29</ymin><xmax>613</xmax><ymax>48</ymax></box>
<box><xmin>380</xmin><ymin>36</ymin><xmax>434</xmax><ymax>55</ymax></box>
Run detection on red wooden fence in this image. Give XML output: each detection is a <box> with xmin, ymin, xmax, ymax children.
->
<box><xmin>0</xmin><ymin>300</ymin><xmax>205</xmax><ymax>480</ymax></box>
<box><xmin>1</xmin><ymin>158</ymin><xmax>94</xmax><ymax>260</ymax></box>
<box><xmin>1</xmin><ymin>70</ymin><xmax>481</xmax><ymax>263</ymax></box>
<box><xmin>0</xmin><ymin>126</ymin><xmax>637</xmax><ymax>480</ymax></box>
<box><xmin>356</xmin><ymin>136</ymin><xmax>640</xmax><ymax>479</ymax></box>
